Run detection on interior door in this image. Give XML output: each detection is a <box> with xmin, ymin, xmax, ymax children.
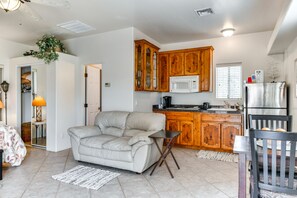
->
<box><xmin>87</xmin><ymin>65</ymin><xmax>101</xmax><ymax>126</ymax></box>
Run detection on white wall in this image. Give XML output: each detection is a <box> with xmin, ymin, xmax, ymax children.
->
<box><xmin>63</xmin><ymin>28</ymin><xmax>134</xmax><ymax>125</ymax></box>
<box><xmin>0</xmin><ymin>38</ymin><xmax>32</xmax><ymax>81</ymax></box>
<box><xmin>160</xmin><ymin>31</ymin><xmax>284</xmax><ymax>106</ymax></box>
<box><xmin>284</xmin><ymin>36</ymin><xmax>297</xmax><ymax>131</ymax></box>
<box><xmin>0</xmin><ymin>39</ymin><xmax>32</xmax><ymax>125</ymax></box>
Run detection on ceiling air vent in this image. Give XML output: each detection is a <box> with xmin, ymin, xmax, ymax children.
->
<box><xmin>57</xmin><ymin>20</ymin><xmax>95</xmax><ymax>34</ymax></box>
<box><xmin>194</xmin><ymin>8</ymin><xmax>214</xmax><ymax>17</ymax></box>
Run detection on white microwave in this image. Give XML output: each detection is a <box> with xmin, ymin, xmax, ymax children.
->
<box><xmin>170</xmin><ymin>75</ymin><xmax>200</xmax><ymax>93</ymax></box>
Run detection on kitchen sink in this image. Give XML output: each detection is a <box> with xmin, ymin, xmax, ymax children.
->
<box><xmin>165</xmin><ymin>106</ymin><xmax>199</xmax><ymax>110</ymax></box>
<box><xmin>208</xmin><ymin>108</ymin><xmax>238</xmax><ymax>112</ymax></box>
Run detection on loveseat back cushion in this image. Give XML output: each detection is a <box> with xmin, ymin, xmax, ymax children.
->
<box><xmin>95</xmin><ymin>111</ymin><xmax>129</xmax><ymax>137</ymax></box>
<box><xmin>126</xmin><ymin>112</ymin><xmax>165</xmax><ymax>132</ymax></box>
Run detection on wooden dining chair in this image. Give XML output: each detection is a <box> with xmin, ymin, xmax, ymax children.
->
<box><xmin>249</xmin><ymin>129</ymin><xmax>297</xmax><ymax>197</ymax></box>
<box><xmin>248</xmin><ymin>115</ymin><xmax>292</xmax><ymax>131</ymax></box>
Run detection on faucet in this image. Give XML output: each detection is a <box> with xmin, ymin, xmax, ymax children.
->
<box><xmin>223</xmin><ymin>101</ymin><xmax>230</xmax><ymax>108</ymax></box>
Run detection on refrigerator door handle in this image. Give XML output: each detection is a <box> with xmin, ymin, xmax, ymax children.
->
<box><xmin>245</xmin><ymin>86</ymin><xmax>249</xmax><ymax>130</ymax></box>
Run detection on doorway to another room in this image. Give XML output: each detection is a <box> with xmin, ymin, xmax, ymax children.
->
<box><xmin>0</xmin><ymin>66</ymin><xmax>3</xmax><ymax>123</ymax></box>
<box><xmin>85</xmin><ymin>64</ymin><xmax>102</xmax><ymax>126</ymax></box>
<box><xmin>20</xmin><ymin>65</ymin><xmax>47</xmax><ymax>148</ymax></box>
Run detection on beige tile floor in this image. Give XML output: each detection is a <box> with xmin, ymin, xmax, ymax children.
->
<box><xmin>0</xmin><ymin>147</ymin><xmax>243</xmax><ymax>198</ymax></box>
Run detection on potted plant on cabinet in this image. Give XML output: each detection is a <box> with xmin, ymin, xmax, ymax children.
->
<box><xmin>23</xmin><ymin>35</ymin><xmax>67</xmax><ymax>64</ymax></box>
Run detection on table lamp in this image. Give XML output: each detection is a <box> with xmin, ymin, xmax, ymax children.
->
<box><xmin>1</xmin><ymin>81</ymin><xmax>9</xmax><ymax>125</ymax></box>
<box><xmin>32</xmin><ymin>96</ymin><xmax>46</xmax><ymax>122</ymax></box>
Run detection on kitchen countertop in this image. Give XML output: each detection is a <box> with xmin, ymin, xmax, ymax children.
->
<box><xmin>152</xmin><ymin>105</ymin><xmax>243</xmax><ymax>114</ymax></box>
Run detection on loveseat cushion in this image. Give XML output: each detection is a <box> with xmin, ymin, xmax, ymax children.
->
<box><xmin>95</xmin><ymin>111</ymin><xmax>129</xmax><ymax>137</ymax></box>
<box><xmin>102</xmin><ymin>137</ymin><xmax>131</xmax><ymax>151</ymax></box>
<box><xmin>126</xmin><ymin>112</ymin><xmax>165</xmax><ymax>132</ymax></box>
<box><xmin>79</xmin><ymin>145</ymin><xmax>133</xmax><ymax>162</ymax></box>
<box><xmin>80</xmin><ymin>134</ymin><xmax>116</xmax><ymax>149</ymax></box>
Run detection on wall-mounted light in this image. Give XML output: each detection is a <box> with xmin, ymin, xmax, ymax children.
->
<box><xmin>221</xmin><ymin>28</ymin><xmax>235</xmax><ymax>37</ymax></box>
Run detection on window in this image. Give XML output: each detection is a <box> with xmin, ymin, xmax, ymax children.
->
<box><xmin>216</xmin><ymin>63</ymin><xmax>242</xmax><ymax>99</ymax></box>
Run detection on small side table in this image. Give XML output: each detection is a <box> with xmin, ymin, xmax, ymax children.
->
<box><xmin>149</xmin><ymin>130</ymin><xmax>180</xmax><ymax>178</ymax></box>
<box><xmin>0</xmin><ymin>149</ymin><xmax>3</xmax><ymax>180</ymax></box>
<box><xmin>32</xmin><ymin>120</ymin><xmax>46</xmax><ymax>145</ymax></box>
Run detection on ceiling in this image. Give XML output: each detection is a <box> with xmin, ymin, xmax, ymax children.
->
<box><xmin>0</xmin><ymin>0</ymin><xmax>287</xmax><ymax>45</ymax></box>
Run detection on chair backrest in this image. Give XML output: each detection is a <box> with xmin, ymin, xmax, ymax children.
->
<box><xmin>249</xmin><ymin>129</ymin><xmax>297</xmax><ymax>197</ymax></box>
<box><xmin>249</xmin><ymin>115</ymin><xmax>292</xmax><ymax>131</ymax></box>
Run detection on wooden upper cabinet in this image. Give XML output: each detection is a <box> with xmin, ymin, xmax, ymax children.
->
<box><xmin>201</xmin><ymin>122</ymin><xmax>221</xmax><ymax>149</ymax></box>
<box><xmin>158</xmin><ymin>53</ymin><xmax>169</xmax><ymax>92</ymax></box>
<box><xmin>184</xmin><ymin>51</ymin><xmax>200</xmax><ymax>75</ymax></box>
<box><xmin>221</xmin><ymin>123</ymin><xmax>242</xmax><ymax>150</ymax></box>
<box><xmin>169</xmin><ymin>53</ymin><xmax>184</xmax><ymax>76</ymax></box>
<box><xmin>200</xmin><ymin>48</ymin><xmax>213</xmax><ymax>92</ymax></box>
<box><xmin>134</xmin><ymin>43</ymin><xmax>144</xmax><ymax>91</ymax></box>
<box><xmin>135</xmin><ymin>41</ymin><xmax>213</xmax><ymax>92</ymax></box>
<box><xmin>144</xmin><ymin>45</ymin><xmax>152</xmax><ymax>90</ymax></box>
<box><xmin>134</xmin><ymin>39</ymin><xmax>159</xmax><ymax>91</ymax></box>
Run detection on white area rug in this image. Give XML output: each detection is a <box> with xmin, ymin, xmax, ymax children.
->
<box><xmin>52</xmin><ymin>165</ymin><xmax>120</xmax><ymax>190</ymax></box>
<box><xmin>196</xmin><ymin>150</ymin><xmax>238</xmax><ymax>163</ymax></box>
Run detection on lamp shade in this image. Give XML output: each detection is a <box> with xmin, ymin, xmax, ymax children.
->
<box><xmin>32</xmin><ymin>96</ymin><xmax>46</xmax><ymax>107</ymax></box>
<box><xmin>0</xmin><ymin>0</ymin><xmax>21</xmax><ymax>12</ymax></box>
<box><xmin>0</xmin><ymin>100</ymin><xmax>4</xmax><ymax>109</ymax></box>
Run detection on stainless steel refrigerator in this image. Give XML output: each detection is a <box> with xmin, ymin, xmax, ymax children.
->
<box><xmin>244</xmin><ymin>82</ymin><xmax>288</xmax><ymax>130</ymax></box>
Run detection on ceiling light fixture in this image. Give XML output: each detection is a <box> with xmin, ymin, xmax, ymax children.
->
<box><xmin>221</xmin><ymin>28</ymin><xmax>235</xmax><ymax>37</ymax></box>
<box><xmin>0</xmin><ymin>0</ymin><xmax>29</xmax><ymax>12</ymax></box>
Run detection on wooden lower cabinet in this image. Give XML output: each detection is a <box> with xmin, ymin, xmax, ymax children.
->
<box><xmin>201</xmin><ymin>123</ymin><xmax>221</xmax><ymax>149</ymax></box>
<box><xmin>166</xmin><ymin>119</ymin><xmax>194</xmax><ymax>145</ymax></box>
<box><xmin>155</xmin><ymin>110</ymin><xmax>243</xmax><ymax>151</ymax></box>
<box><xmin>180</xmin><ymin>121</ymin><xmax>194</xmax><ymax>146</ymax></box>
<box><xmin>221</xmin><ymin>123</ymin><xmax>242</xmax><ymax>150</ymax></box>
<box><xmin>166</xmin><ymin>119</ymin><xmax>180</xmax><ymax>144</ymax></box>
<box><xmin>201</xmin><ymin>113</ymin><xmax>243</xmax><ymax>151</ymax></box>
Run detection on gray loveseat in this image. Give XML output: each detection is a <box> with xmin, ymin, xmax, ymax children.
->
<box><xmin>68</xmin><ymin>111</ymin><xmax>165</xmax><ymax>173</ymax></box>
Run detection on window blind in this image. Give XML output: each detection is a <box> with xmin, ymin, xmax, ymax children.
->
<box><xmin>216</xmin><ymin>64</ymin><xmax>242</xmax><ymax>99</ymax></box>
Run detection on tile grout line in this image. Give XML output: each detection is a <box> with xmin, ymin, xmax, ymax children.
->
<box><xmin>20</xmin><ymin>148</ymin><xmax>48</xmax><ymax>198</ymax></box>
<box><xmin>54</xmin><ymin>149</ymin><xmax>70</xmax><ymax>198</ymax></box>
<box><xmin>143</xmin><ymin>173</ymin><xmax>161</xmax><ymax>198</ymax></box>
<box><xmin>117</xmin><ymin>176</ymin><xmax>127</xmax><ymax>198</ymax></box>
<box><xmin>210</xmin><ymin>182</ymin><xmax>234</xmax><ymax>198</ymax></box>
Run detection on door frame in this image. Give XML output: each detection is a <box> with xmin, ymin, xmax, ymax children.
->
<box><xmin>84</xmin><ymin>64</ymin><xmax>102</xmax><ymax>126</ymax></box>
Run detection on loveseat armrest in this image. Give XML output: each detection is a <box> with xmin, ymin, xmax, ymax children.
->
<box><xmin>128</xmin><ymin>130</ymin><xmax>161</xmax><ymax>146</ymax></box>
<box><xmin>68</xmin><ymin>126</ymin><xmax>102</xmax><ymax>141</ymax></box>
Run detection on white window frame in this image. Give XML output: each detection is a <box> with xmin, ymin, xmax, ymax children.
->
<box><xmin>216</xmin><ymin>63</ymin><xmax>242</xmax><ymax>100</ymax></box>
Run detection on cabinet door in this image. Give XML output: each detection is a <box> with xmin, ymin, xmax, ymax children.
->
<box><xmin>201</xmin><ymin>123</ymin><xmax>220</xmax><ymax>149</ymax></box>
<box><xmin>144</xmin><ymin>45</ymin><xmax>153</xmax><ymax>90</ymax></box>
<box><xmin>166</xmin><ymin>119</ymin><xmax>180</xmax><ymax>144</ymax></box>
<box><xmin>200</xmin><ymin>49</ymin><xmax>212</xmax><ymax>91</ymax></box>
<box><xmin>158</xmin><ymin>54</ymin><xmax>169</xmax><ymax>92</ymax></box>
<box><xmin>169</xmin><ymin>53</ymin><xmax>184</xmax><ymax>76</ymax></box>
<box><xmin>221</xmin><ymin>123</ymin><xmax>242</xmax><ymax>150</ymax></box>
<box><xmin>134</xmin><ymin>43</ymin><xmax>144</xmax><ymax>91</ymax></box>
<box><xmin>184</xmin><ymin>51</ymin><xmax>200</xmax><ymax>75</ymax></box>
<box><xmin>179</xmin><ymin>121</ymin><xmax>194</xmax><ymax>146</ymax></box>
